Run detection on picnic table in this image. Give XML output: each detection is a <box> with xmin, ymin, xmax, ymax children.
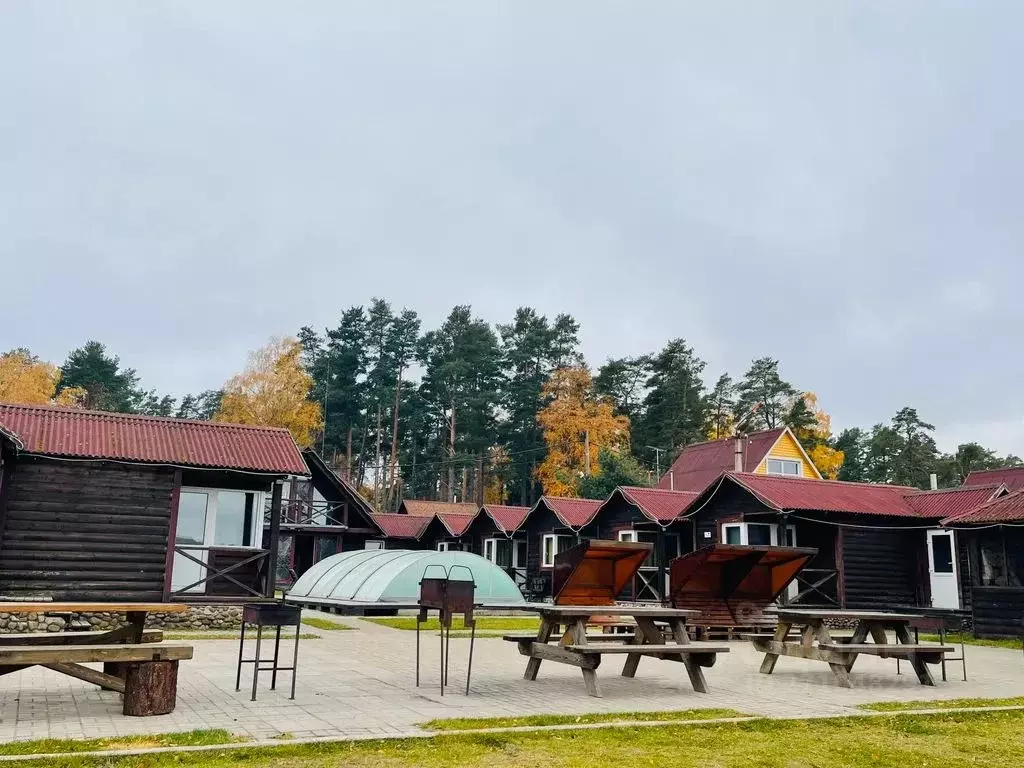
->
<box><xmin>502</xmin><ymin>603</ymin><xmax>729</xmax><ymax>697</ymax></box>
<box><xmin>751</xmin><ymin>608</ymin><xmax>954</xmax><ymax>688</ymax></box>
<box><xmin>0</xmin><ymin>602</ymin><xmax>194</xmax><ymax>716</ymax></box>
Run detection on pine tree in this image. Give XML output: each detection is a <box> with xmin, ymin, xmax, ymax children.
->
<box><xmin>632</xmin><ymin>339</ymin><xmax>707</xmax><ymax>458</ymax></box>
<box><xmin>734</xmin><ymin>357</ymin><xmax>796</xmax><ymax>430</ymax></box>
<box><xmin>702</xmin><ymin>374</ymin><xmax>736</xmax><ymax>440</ymax></box>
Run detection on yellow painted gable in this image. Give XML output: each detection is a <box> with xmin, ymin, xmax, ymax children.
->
<box><xmin>753</xmin><ymin>430</ymin><xmax>819</xmax><ymax>479</ymax></box>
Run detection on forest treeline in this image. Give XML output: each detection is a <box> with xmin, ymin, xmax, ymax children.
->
<box><xmin>2</xmin><ymin>298</ymin><xmax>1020</xmax><ymax>509</ymax></box>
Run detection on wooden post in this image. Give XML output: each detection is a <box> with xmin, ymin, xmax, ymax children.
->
<box><xmin>266</xmin><ymin>480</ymin><xmax>283</xmax><ymax>598</ymax></box>
<box><xmin>162</xmin><ymin>469</ymin><xmax>183</xmax><ymax>600</ymax></box>
<box><xmin>123</xmin><ymin>661</ymin><xmax>179</xmax><ymax>716</ymax></box>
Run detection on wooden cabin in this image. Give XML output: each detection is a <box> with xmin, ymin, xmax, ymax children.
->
<box><xmin>397</xmin><ymin>499</ymin><xmax>477</xmax><ymax>517</ymax></box>
<box><xmin>517</xmin><ymin>496</ymin><xmax>601</xmax><ymax>599</ymax></box>
<box><xmin>469</xmin><ymin>505</ymin><xmax>531</xmax><ymax>590</ymax></box>
<box><xmin>367</xmin><ymin>513</ymin><xmax>431</xmax><ymax>548</ymax></box>
<box><xmin>658</xmin><ymin>427</ymin><xmax>821</xmax><ymax>492</ymax></box>
<box><xmin>270</xmin><ymin>449</ymin><xmax>381</xmax><ymax>584</ymax></box>
<box><xmin>591</xmin><ymin>487</ymin><xmax>699</xmax><ymax>601</ymax></box>
<box><xmin>0</xmin><ymin>403</ymin><xmax>307</xmax><ymax>602</ymax></box>
<box><xmin>421</xmin><ymin>511</ymin><xmax>479</xmax><ymax>552</ymax></box>
<box><xmin>941</xmin><ymin>488</ymin><xmax>1024</xmax><ymax>638</ymax></box>
<box><xmin>963</xmin><ymin>467</ymin><xmax>1024</xmax><ymax>493</ymax></box>
<box><xmin>683</xmin><ymin>472</ymin><xmax>992</xmax><ymax>611</ymax></box>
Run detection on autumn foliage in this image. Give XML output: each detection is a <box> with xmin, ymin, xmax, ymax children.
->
<box><xmin>0</xmin><ymin>349</ymin><xmax>86</xmax><ymax>407</ymax></box>
<box><xmin>791</xmin><ymin>392</ymin><xmax>845</xmax><ymax>479</ymax></box>
<box><xmin>535</xmin><ymin>367</ymin><xmax>630</xmax><ymax>497</ymax></box>
<box><xmin>215</xmin><ymin>337</ymin><xmax>323</xmax><ymax>448</ymax></box>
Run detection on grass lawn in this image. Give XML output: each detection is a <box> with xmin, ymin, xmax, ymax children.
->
<box><xmin>20</xmin><ymin>710</ymin><xmax>1024</xmax><ymax>767</ymax></box>
<box><xmin>421</xmin><ymin>708</ymin><xmax>747</xmax><ymax>730</ymax></box>
<box><xmin>363</xmin><ymin>616</ymin><xmax>539</xmax><ymax>632</ymax></box>
<box><xmin>301</xmin><ymin>617</ymin><xmax>353</xmax><ymax>631</ymax></box>
<box><xmin>920</xmin><ymin>632</ymin><xmax>1023</xmax><ymax>650</ymax></box>
<box><xmin>860</xmin><ymin>696</ymin><xmax>1024</xmax><ymax>712</ymax></box>
<box><xmin>0</xmin><ymin>729</ymin><xmax>239</xmax><ymax>756</ymax></box>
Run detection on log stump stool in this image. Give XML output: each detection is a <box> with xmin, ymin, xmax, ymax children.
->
<box><xmin>235</xmin><ymin>602</ymin><xmax>301</xmax><ymax>701</ymax></box>
<box><xmin>123</xmin><ymin>660</ymin><xmax>179</xmax><ymax>716</ymax></box>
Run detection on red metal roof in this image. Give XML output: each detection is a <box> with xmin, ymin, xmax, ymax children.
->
<box><xmin>370</xmin><ymin>513</ymin><xmax>431</xmax><ymax>539</ymax></box>
<box><xmin>905</xmin><ymin>484</ymin><xmax>1005</xmax><ymax>520</ymax></box>
<box><xmin>539</xmin><ymin>496</ymin><xmax>602</xmax><ymax>528</ymax></box>
<box><xmin>728</xmin><ymin>473</ymin><xmax>921</xmax><ymax>517</ymax></box>
<box><xmin>964</xmin><ymin>467</ymin><xmax>1024</xmax><ymax>492</ymax></box>
<box><xmin>399</xmin><ymin>500</ymin><xmax>477</xmax><ymax>517</ymax></box>
<box><xmin>942</xmin><ymin>488</ymin><xmax>1024</xmax><ymax>525</ymax></box>
<box><xmin>657</xmin><ymin>429</ymin><xmax>786</xmax><ymax>492</ymax></box>
<box><xmin>616</xmin><ymin>486</ymin><xmax>700</xmax><ymax>523</ymax></box>
<box><xmin>437</xmin><ymin>512</ymin><xmax>478</xmax><ymax>536</ymax></box>
<box><xmin>0</xmin><ymin>402</ymin><xmax>307</xmax><ymax>475</ymax></box>
<box><xmin>482</xmin><ymin>504</ymin><xmax>531</xmax><ymax>533</ymax></box>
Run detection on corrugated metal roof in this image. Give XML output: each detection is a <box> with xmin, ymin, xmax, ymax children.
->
<box><xmin>728</xmin><ymin>472</ymin><xmax>921</xmax><ymax>517</ymax></box>
<box><xmin>399</xmin><ymin>499</ymin><xmax>478</xmax><ymax>517</ymax></box>
<box><xmin>905</xmin><ymin>484</ymin><xmax>1005</xmax><ymax>520</ymax></box>
<box><xmin>657</xmin><ymin>429</ymin><xmax>785</xmax><ymax>492</ymax></box>
<box><xmin>942</xmin><ymin>488</ymin><xmax>1024</xmax><ymax>525</ymax></box>
<box><xmin>0</xmin><ymin>402</ymin><xmax>307</xmax><ymax>475</ymax></box>
<box><xmin>616</xmin><ymin>486</ymin><xmax>700</xmax><ymax>523</ymax></box>
<box><xmin>437</xmin><ymin>512</ymin><xmax>478</xmax><ymax>536</ymax></box>
<box><xmin>539</xmin><ymin>496</ymin><xmax>602</xmax><ymax>528</ymax></box>
<box><xmin>482</xmin><ymin>504</ymin><xmax>531</xmax><ymax>533</ymax></box>
<box><xmin>964</xmin><ymin>467</ymin><xmax>1024</xmax><ymax>492</ymax></box>
<box><xmin>370</xmin><ymin>513</ymin><xmax>431</xmax><ymax>539</ymax></box>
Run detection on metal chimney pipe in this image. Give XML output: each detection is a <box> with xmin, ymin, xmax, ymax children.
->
<box><xmin>669</xmin><ymin>470</ymin><xmax>675</xmax><ymax>491</ymax></box>
<box><xmin>929</xmin><ymin>473</ymin><xmax>938</xmax><ymax>491</ymax></box>
<box><xmin>734</xmin><ymin>436</ymin><xmax>744</xmax><ymax>472</ymax></box>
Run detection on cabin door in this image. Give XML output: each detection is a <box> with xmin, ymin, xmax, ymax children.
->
<box><xmin>927</xmin><ymin>530</ymin><xmax>960</xmax><ymax>610</ymax></box>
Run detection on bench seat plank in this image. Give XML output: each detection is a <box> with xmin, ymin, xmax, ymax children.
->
<box><xmin>0</xmin><ymin>643</ymin><xmax>193</xmax><ymax>665</ymax></box>
<box><xmin>564</xmin><ymin>643</ymin><xmax>729</xmax><ymax>654</ymax></box>
<box><xmin>0</xmin><ymin>630</ymin><xmax>163</xmax><ymax>646</ymax></box>
<box><xmin>819</xmin><ymin>643</ymin><xmax>954</xmax><ymax>655</ymax></box>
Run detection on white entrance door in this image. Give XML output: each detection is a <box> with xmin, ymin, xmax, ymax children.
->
<box><xmin>927</xmin><ymin>530</ymin><xmax>960</xmax><ymax>609</ymax></box>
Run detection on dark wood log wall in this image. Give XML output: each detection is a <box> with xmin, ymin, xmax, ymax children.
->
<box><xmin>971</xmin><ymin>586</ymin><xmax>1024</xmax><ymax>638</ymax></box>
<box><xmin>840</xmin><ymin>524</ymin><xmax>921</xmax><ymax>609</ymax></box>
<box><xmin>0</xmin><ymin>459</ymin><xmax>174</xmax><ymax>601</ymax></box>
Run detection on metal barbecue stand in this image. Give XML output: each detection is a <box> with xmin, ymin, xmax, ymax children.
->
<box><xmin>415</xmin><ymin>565</ymin><xmax>476</xmax><ymax>696</ymax></box>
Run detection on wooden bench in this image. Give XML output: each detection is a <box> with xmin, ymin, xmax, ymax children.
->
<box><xmin>820</xmin><ymin>643</ymin><xmax>954</xmax><ymax>663</ymax></box>
<box><xmin>0</xmin><ymin>642</ymin><xmax>193</xmax><ymax>716</ymax></box>
<box><xmin>0</xmin><ymin>629</ymin><xmax>163</xmax><ymax>646</ymax></box>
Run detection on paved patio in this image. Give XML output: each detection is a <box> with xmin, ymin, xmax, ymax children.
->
<box><xmin>1</xmin><ymin>610</ymin><xmax>1022</xmax><ymax>743</ymax></box>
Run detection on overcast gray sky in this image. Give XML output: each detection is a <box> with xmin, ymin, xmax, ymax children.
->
<box><xmin>2</xmin><ymin>2</ymin><xmax>1022</xmax><ymax>454</ymax></box>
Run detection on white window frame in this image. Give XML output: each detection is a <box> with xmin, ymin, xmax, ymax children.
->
<box><xmin>541</xmin><ymin>534</ymin><xmax>574</xmax><ymax>568</ymax></box>
<box><xmin>437</xmin><ymin>541</ymin><xmax>450</xmax><ymax>552</ymax></box>
<box><xmin>483</xmin><ymin>538</ymin><xmax>498</xmax><ymax>563</ymax></box>
<box><xmin>766</xmin><ymin>458</ymin><xmax>802</xmax><ymax>476</ymax></box>
<box><xmin>179</xmin><ymin>487</ymin><xmax>265</xmax><ymax>551</ymax></box>
<box><xmin>619</xmin><ymin>529</ymin><xmax>683</xmax><ymax>568</ymax></box>
<box><xmin>364</xmin><ymin>540</ymin><xmax>384</xmax><ymax>550</ymax></box>
<box><xmin>722</xmin><ymin>522</ymin><xmax>780</xmax><ymax>546</ymax></box>
<box><xmin>618</xmin><ymin>530</ymin><xmax>637</xmax><ymax>543</ymax></box>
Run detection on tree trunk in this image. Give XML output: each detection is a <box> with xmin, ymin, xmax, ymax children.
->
<box><xmin>123</xmin><ymin>661</ymin><xmax>179</xmax><ymax>716</ymax></box>
<box><xmin>385</xmin><ymin>371</ymin><xmax>404</xmax><ymax>512</ymax></box>
<box><xmin>373</xmin><ymin>404</ymin><xmax>383</xmax><ymax>509</ymax></box>
<box><xmin>447</xmin><ymin>403</ymin><xmax>456</xmax><ymax>502</ymax></box>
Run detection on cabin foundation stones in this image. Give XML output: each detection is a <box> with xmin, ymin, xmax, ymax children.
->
<box><xmin>0</xmin><ymin>605</ymin><xmax>243</xmax><ymax>633</ymax></box>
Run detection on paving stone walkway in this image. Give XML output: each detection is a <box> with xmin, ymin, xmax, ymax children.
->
<box><xmin>1</xmin><ymin>611</ymin><xmax>1022</xmax><ymax>742</ymax></box>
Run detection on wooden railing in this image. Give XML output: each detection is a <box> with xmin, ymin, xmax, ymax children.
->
<box><xmin>263</xmin><ymin>498</ymin><xmax>348</xmax><ymax>528</ymax></box>
<box><xmin>785</xmin><ymin>569</ymin><xmax>839</xmax><ymax>606</ymax></box>
<box><xmin>170</xmin><ymin>545</ymin><xmax>269</xmax><ymax>599</ymax></box>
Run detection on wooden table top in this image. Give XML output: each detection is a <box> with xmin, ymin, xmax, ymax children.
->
<box><xmin>0</xmin><ymin>603</ymin><xmax>189</xmax><ymax>614</ymax></box>
<box><xmin>775</xmin><ymin>608</ymin><xmax>919</xmax><ymax>622</ymax></box>
<box><xmin>503</xmin><ymin>603</ymin><xmax>700</xmax><ymax>618</ymax></box>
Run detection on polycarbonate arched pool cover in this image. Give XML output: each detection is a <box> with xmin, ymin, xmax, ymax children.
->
<box><xmin>285</xmin><ymin>549</ymin><xmax>525</xmax><ymax>605</ymax></box>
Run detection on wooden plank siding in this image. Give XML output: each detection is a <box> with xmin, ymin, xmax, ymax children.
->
<box><xmin>971</xmin><ymin>586</ymin><xmax>1024</xmax><ymax>638</ymax></box>
<box><xmin>840</xmin><ymin>524</ymin><xmax>923</xmax><ymax>609</ymax></box>
<box><xmin>0</xmin><ymin>459</ymin><xmax>175</xmax><ymax>601</ymax></box>
<box><xmin>752</xmin><ymin>431</ymin><xmax>818</xmax><ymax>478</ymax></box>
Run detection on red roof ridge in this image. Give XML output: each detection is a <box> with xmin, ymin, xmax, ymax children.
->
<box><xmin>0</xmin><ymin>401</ymin><xmax>293</xmax><ymax>434</ymax></box>
<box><xmin>727</xmin><ymin>471</ymin><xmax>919</xmax><ymax>493</ymax></box>
<box><xmin>908</xmin><ymin>483</ymin><xmax>1002</xmax><ymax>496</ymax></box>
<box><xmin>619</xmin><ymin>485</ymin><xmax>698</xmax><ymax>496</ymax></box>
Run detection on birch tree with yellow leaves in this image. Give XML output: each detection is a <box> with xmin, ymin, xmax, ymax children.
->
<box><xmin>535</xmin><ymin>367</ymin><xmax>630</xmax><ymax>497</ymax></box>
<box><xmin>787</xmin><ymin>392</ymin><xmax>845</xmax><ymax>479</ymax></box>
<box><xmin>215</xmin><ymin>337</ymin><xmax>323</xmax><ymax>448</ymax></box>
<box><xmin>0</xmin><ymin>349</ymin><xmax>86</xmax><ymax>406</ymax></box>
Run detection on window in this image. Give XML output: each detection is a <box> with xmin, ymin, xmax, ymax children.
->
<box><xmin>766</xmin><ymin>458</ymin><xmax>801</xmax><ymax>476</ymax></box>
<box><xmin>484</xmin><ymin>538</ymin><xmax>513</xmax><ymax>567</ymax></box>
<box><xmin>618</xmin><ymin>530</ymin><xmax>682</xmax><ymax>567</ymax></box>
<box><xmin>974</xmin><ymin>529</ymin><xmax>1024</xmax><ymax>587</ymax></box>
<box><xmin>213</xmin><ymin>491</ymin><xmax>254</xmax><ymax>547</ymax></box>
<box><xmin>722</xmin><ymin>522</ymin><xmax>781</xmax><ymax>546</ymax></box>
<box><xmin>542</xmin><ymin>534</ymin><xmax>574</xmax><ymax>567</ymax></box>
<box><xmin>364</xmin><ymin>540</ymin><xmax>384</xmax><ymax>550</ymax></box>
<box><xmin>437</xmin><ymin>542</ymin><xmax>450</xmax><ymax>552</ymax></box>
